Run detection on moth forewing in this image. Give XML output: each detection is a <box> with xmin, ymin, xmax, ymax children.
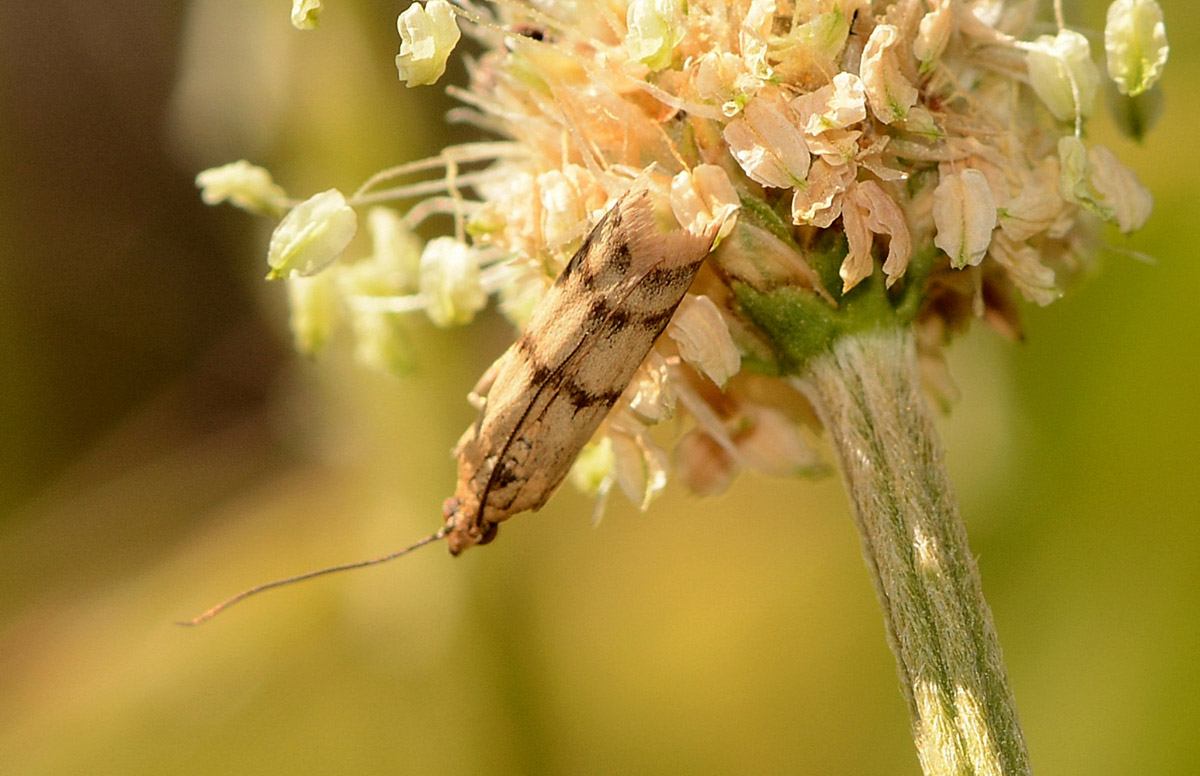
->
<box><xmin>443</xmin><ymin>182</ymin><xmax>723</xmax><ymax>554</ymax></box>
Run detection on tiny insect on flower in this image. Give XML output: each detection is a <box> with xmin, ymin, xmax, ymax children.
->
<box><xmin>187</xmin><ymin>0</ymin><xmax>1167</xmax><ymax>628</ymax></box>
<box><xmin>441</xmin><ymin>178</ymin><xmax>733</xmax><ymax>554</ymax></box>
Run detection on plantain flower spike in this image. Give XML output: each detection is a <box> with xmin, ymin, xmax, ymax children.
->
<box><xmin>202</xmin><ymin>0</ymin><xmax>1166</xmax><ymax>509</ymax></box>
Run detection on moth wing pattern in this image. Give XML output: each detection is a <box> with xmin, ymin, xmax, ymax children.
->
<box><xmin>443</xmin><ymin>181</ymin><xmax>722</xmax><ymax>554</ymax></box>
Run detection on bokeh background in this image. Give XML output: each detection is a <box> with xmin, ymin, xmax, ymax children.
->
<box><xmin>1</xmin><ymin>1</ymin><xmax>1196</xmax><ymax>774</ymax></box>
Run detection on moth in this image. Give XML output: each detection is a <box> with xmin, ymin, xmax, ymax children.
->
<box><xmin>442</xmin><ymin>181</ymin><xmax>723</xmax><ymax>554</ymax></box>
<box><xmin>183</xmin><ymin>179</ymin><xmax>723</xmax><ymax>622</ymax></box>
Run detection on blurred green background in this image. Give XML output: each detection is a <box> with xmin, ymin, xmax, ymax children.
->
<box><xmin>1</xmin><ymin>1</ymin><xmax>1196</xmax><ymax>774</ymax></box>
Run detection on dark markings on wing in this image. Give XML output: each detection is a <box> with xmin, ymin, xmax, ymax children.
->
<box><xmin>558</xmin><ymin>207</ymin><xmax>628</xmax><ymax>286</ymax></box>
<box><xmin>489</xmin><ymin>457</ymin><xmax>520</xmax><ymax>489</ymax></box>
<box><xmin>560</xmin><ymin>378</ymin><xmax>626</xmax><ymax>411</ymax></box>
<box><xmin>472</xmin><ymin>332</ymin><xmax>594</xmax><ymax>523</ymax></box>
<box><xmin>578</xmin><ymin>239</ymin><xmax>633</xmax><ymax>293</ymax></box>
<box><xmin>517</xmin><ymin>338</ymin><xmax>554</xmax><ymax>385</ymax></box>
<box><xmin>632</xmin><ymin>305</ymin><xmax>678</xmax><ymax>331</ymax></box>
<box><xmin>472</xmin><ymin>265</ymin><xmax>702</xmax><ymax>527</ymax></box>
<box><xmin>587</xmin><ymin>296</ymin><xmax>613</xmax><ymax>320</ymax></box>
<box><xmin>641</xmin><ymin>263</ymin><xmax>700</xmax><ymax>291</ymax></box>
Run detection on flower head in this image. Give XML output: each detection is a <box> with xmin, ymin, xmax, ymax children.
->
<box><xmin>204</xmin><ymin>0</ymin><xmax>1165</xmax><ymax>518</ymax></box>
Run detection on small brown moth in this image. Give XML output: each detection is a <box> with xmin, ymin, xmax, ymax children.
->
<box><xmin>442</xmin><ymin>181</ymin><xmax>723</xmax><ymax>553</ymax></box>
<box><xmin>183</xmin><ymin>178</ymin><xmax>723</xmax><ymax>623</ymax></box>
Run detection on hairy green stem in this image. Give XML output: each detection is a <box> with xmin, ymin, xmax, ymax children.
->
<box><xmin>798</xmin><ymin>328</ymin><xmax>1031</xmax><ymax>776</ymax></box>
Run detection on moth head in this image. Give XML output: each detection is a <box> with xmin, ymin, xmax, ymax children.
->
<box><xmin>442</xmin><ymin>496</ymin><xmax>499</xmax><ymax>556</ymax></box>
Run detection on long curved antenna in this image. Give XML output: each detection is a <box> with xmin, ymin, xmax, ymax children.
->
<box><xmin>179</xmin><ymin>528</ymin><xmax>447</xmax><ymax>626</ymax></box>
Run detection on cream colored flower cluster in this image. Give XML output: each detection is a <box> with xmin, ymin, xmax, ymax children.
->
<box><xmin>201</xmin><ymin>0</ymin><xmax>1166</xmax><ymax>508</ymax></box>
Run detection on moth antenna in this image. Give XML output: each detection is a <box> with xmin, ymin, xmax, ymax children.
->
<box><xmin>178</xmin><ymin>528</ymin><xmax>447</xmax><ymax>626</ymax></box>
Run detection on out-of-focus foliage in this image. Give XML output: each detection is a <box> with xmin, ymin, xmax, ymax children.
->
<box><xmin>0</xmin><ymin>2</ymin><xmax>1197</xmax><ymax>775</ymax></box>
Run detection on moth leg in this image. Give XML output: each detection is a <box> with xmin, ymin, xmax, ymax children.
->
<box><xmin>467</xmin><ymin>355</ymin><xmax>504</xmax><ymax>410</ymax></box>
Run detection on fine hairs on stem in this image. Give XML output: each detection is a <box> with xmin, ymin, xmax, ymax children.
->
<box><xmin>800</xmin><ymin>329</ymin><xmax>1030</xmax><ymax>776</ymax></box>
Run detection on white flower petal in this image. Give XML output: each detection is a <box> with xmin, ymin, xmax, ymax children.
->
<box><xmin>1105</xmin><ymin>0</ymin><xmax>1168</xmax><ymax>96</ymax></box>
<box><xmin>791</xmin><ymin>157</ymin><xmax>853</xmax><ymax>228</ymax></box>
<box><xmin>1057</xmin><ymin>136</ymin><xmax>1152</xmax><ymax>232</ymax></box>
<box><xmin>837</xmin><ymin>181</ymin><xmax>913</xmax><ymax>290</ymax></box>
<box><xmin>290</xmin><ymin>0</ymin><xmax>321</xmax><ymax>30</ymax></box>
<box><xmin>1057</xmin><ymin>135</ymin><xmax>1092</xmax><ymax>206</ymax></box>
<box><xmin>670</xmin><ymin>165</ymin><xmax>740</xmax><ymax>242</ymax></box>
<box><xmin>860</xmin><ymin>24</ymin><xmax>918</xmax><ymax>124</ymax></box>
<box><xmin>609</xmin><ymin>428</ymin><xmax>669</xmax><ymax>511</ymax></box>
<box><xmin>914</xmin><ymin>0</ymin><xmax>953</xmax><ymax>70</ymax></box>
<box><xmin>723</xmin><ymin>94</ymin><xmax>810</xmax><ymax>188</ymax></box>
<box><xmin>418</xmin><ymin>237</ymin><xmax>486</xmax><ymax>326</ymax></box>
<box><xmin>350</xmin><ymin>309</ymin><xmax>415</xmax><ymax>376</ymax></box>
<box><xmin>395</xmin><ymin>0</ymin><xmax>461</xmax><ymax>87</ymax></box>
<box><xmin>625</xmin><ymin>0</ymin><xmax>684</xmax><ymax>70</ymax></box>
<box><xmin>537</xmin><ymin>168</ymin><xmax>588</xmax><ymax>248</ymax></box>
<box><xmin>624</xmin><ymin>352</ymin><xmax>676</xmax><ymax>422</ymax></box>
<box><xmin>365</xmin><ymin>206</ymin><xmax>423</xmax><ymax>290</ymax></box>
<box><xmin>988</xmin><ymin>233</ymin><xmax>1061</xmax><ymax>306</ymax></box>
<box><xmin>667</xmin><ymin>295</ymin><xmax>741</xmax><ymax>387</ymax></box>
<box><xmin>1086</xmin><ymin>144</ymin><xmax>1153</xmax><ymax>233</ymax></box>
<box><xmin>738</xmin><ymin>0</ymin><xmax>776</xmax><ymax>80</ymax></box>
<box><xmin>196</xmin><ymin>160</ymin><xmax>287</xmax><ymax>216</ymax></box>
<box><xmin>998</xmin><ymin>161</ymin><xmax>1065</xmax><ymax>241</ymax></box>
<box><xmin>856</xmin><ymin>181</ymin><xmax>913</xmax><ymax>286</ymax></box>
<box><xmin>267</xmin><ymin>189</ymin><xmax>357</xmax><ymax>279</ymax></box>
<box><xmin>787</xmin><ymin>10</ymin><xmax>852</xmax><ymax>70</ymax></box>
<box><xmin>839</xmin><ymin>187</ymin><xmax>875</xmax><ymax>292</ymax></box>
<box><xmin>933</xmin><ymin>169</ymin><xmax>997</xmax><ymax>269</ymax></box>
<box><xmin>286</xmin><ymin>271</ymin><xmax>340</xmax><ymax>355</ymax></box>
<box><xmin>1027</xmin><ymin>30</ymin><xmax>1101</xmax><ymax>122</ymax></box>
<box><xmin>636</xmin><ymin>436</ymin><xmax>670</xmax><ymax>510</ymax></box>
<box><xmin>790</xmin><ymin>72</ymin><xmax>867</xmax><ymax>136</ymax></box>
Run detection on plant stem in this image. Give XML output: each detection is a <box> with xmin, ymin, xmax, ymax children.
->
<box><xmin>798</xmin><ymin>328</ymin><xmax>1031</xmax><ymax>776</ymax></box>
